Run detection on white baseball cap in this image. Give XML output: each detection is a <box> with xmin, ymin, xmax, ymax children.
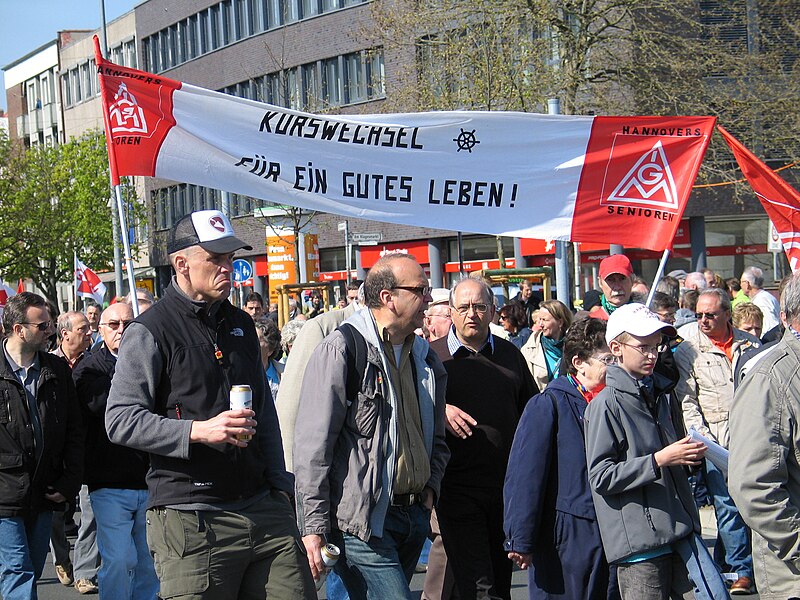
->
<box><xmin>605</xmin><ymin>303</ymin><xmax>677</xmax><ymax>345</ymax></box>
<box><xmin>168</xmin><ymin>210</ymin><xmax>252</xmax><ymax>255</ymax></box>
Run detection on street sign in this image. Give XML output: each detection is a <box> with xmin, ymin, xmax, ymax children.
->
<box><xmin>768</xmin><ymin>220</ymin><xmax>782</xmax><ymax>253</ymax></box>
<box><xmin>233</xmin><ymin>259</ymin><xmax>253</xmax><ymax>283</ymax></box>
<box><xmin>338</xmin><ymin>221</ymin><xmax>347</xmax><ymax>232</ymax></box>
<box><xmin>350</xmin><ymin>232</ymin><xmax>382</xmax><ymax>245</ymax></box>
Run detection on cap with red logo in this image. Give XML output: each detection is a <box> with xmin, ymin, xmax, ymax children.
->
<box><xmin>599</xmin><ymin>254</ymin><xmax>634</xmax><ymax>281</ymax></box>
<box><xmin>167</xmin><ymin>210</ymin><xmax>253</xmax><ymax>255</ymax></box>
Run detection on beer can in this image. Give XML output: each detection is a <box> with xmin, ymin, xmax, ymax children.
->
<box><xmin>230</xmin><ymin>384</ymin><xmax>253</xmax><ymax>441</ymax></box>
<box><xmin>315</xmin><ymin>543</ymin><xmax>341</xmax><ymax>590</ymax></box>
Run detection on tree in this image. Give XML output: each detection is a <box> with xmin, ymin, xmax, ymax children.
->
<box><xmin>368</xmin><ymin>0</ymin><xmax>799</xmax><ymax>189</ymax></box>
<box><xmin>0</xmin><ymin>131</ymin><xmax>136</xmax><ymax>303</ymax></box>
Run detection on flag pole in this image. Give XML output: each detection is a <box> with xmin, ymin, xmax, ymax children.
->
<box><xmin>74</xmin><ymin>251</ymin><xmax>78</xmax><ymax>310</ymax></box>
<box><xmin>93</xmin><ymin>36</ymin><xmax>139</xmax><ymax>317</ymax></box>
<box><xmin>646</xmin><ymin>249</ymin><xmax>670</xmax><ymax>308</ymax></box>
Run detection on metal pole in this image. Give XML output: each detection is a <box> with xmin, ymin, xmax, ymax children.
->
<box><xmin>457</xmin><ymin>232</ymin><xmax>465</xmax><ymax>276</ymax></box>
<box><xmin>646</xmin><ymin>250</ymin><xmax>671</xmax><ymax>308</ymax></box>
<box><xmin>114</xmin><ymin>185</ymin><xmax>139</xmax><ymax>316</ymax></box>
<box><xmin>99</xmin><ymin>0</ymin><xmax>124</xmax><ymax>301</ymax></box>
<box><xmin>344</xmin><ymin>220</ymin><xmax>351</xmax><ymax>285</ymax></box>
<box><xmin>513</xmin><ymin>238</ymin><xmax>527</xmax><ymax>269</ymax></box>
<box><xmin>548</xmin><ymin>98</ymin><xmax>570</xmax><ymax>305</ymax></box>
<box><xmin>573</xmin><ymin>242</ymin><xmax>582</xmax><ymax>308</ymax></box>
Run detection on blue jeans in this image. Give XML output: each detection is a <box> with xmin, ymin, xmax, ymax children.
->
<box><xmin>673</xmin><ymin>533</ymin><xmax>729</xmax><ymax>600</ymax></box>
<box><xmin>705</xmin><ymin>459</ymin><xmax>753</xmax><ymax>579</ymax></box>
<box><xmin>91</xmin><ymin>488</ymin><xmax>158</xmax><ymax>600</ymax></box>
<box><xmin>333</xmin><ymin>503</ymin><xmax>430</xmax><ymax>600</ymax></box>
<box><xmin>0</xmin><ymin>511</ymin><xmax>53</xmax><ymax>600</ymax></box>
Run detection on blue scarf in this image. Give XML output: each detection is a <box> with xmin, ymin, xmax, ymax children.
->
<box><xmin>541</xmin><ymin>334</ymin><xmax>563</xmax><ymax>381</ymax></box>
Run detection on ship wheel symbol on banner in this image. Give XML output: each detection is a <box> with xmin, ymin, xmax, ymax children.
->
<box><xmin>453</xmin><ymin>128</ymin><xmax>480</xmax><ymax>153</ymax></box>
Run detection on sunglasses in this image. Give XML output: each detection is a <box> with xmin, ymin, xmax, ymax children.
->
<box><xmin>393</xmin><ymin>286</ymin><xmax>432</xmax><ymax>297</ymax></box>
<box><xmin>101</xmin><ymin>320</ymin><xmax>133</xmax><ymax>330</ymax></box>
<box><xmin>694</xmin><ymin>312</ymin><xmax>720</xmax><ymax>320</ymax></box>
<box><xmin>21</xmin><ymin>321</ymin><xmax>51</xmax><ymax>332</ymax></box>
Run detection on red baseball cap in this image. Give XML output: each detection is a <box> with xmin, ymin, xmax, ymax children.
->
<box><xmin>599</xmin><ymin>254</ymin><xmax>634</xmax><ymax>280</ymax></box>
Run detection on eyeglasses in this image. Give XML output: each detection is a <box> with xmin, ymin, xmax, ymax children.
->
<box><xmin>619</xmin><ymin>342</ymin><xmax>668</xmax><ymax>356</ymax></box>
<box><xmin>695</xmin><ymin>312</ymin><xmax>721</xmax><ymax>320</ymax></box>
<box><xmin>101</xmin><ymin>320</ymin><xmax>133</xmax><ymax>330</ymax></box>
<box><xmin>21</xmin><ymin>321</ymin><xmax>51</xmax><ymax>331</ymax></box>
<box><xmin>655</xmin><ymin>311</ymin><xmax>676</xmax><ymax>323</ymax></box>
<box><xmin>454</xmin><ymin>303</ymin><xmax>490</xmax><ymax>316</ymax></box>
<box><xmin>592</xmin><ymin>354</ymin><xmax>617</xmax><ymax>366</ymax></box>
<box><xmin>498</xmin><ymin>315</ymin><xmax>507</xmax><ymax>320</ymax></box>
<box><xmin>393</xmin><ymin>285</ymin><xmax>432</xmax><ymax>297</ymax></box>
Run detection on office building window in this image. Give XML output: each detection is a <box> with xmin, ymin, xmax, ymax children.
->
<box><xmin>141</xmin><ymin>0</ymin><xmax>367</xmax><ymax>73</ymax></box>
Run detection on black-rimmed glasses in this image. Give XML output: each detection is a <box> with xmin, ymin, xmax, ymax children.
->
<box><xmin>21</xmin><ymin>321</ymin><xmax>51</xmax><ymax>331</ymax></box>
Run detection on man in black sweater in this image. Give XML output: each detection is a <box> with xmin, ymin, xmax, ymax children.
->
<box><xmin>430</xmin><ymin>278</ymin><xmax>538</xmax><ymax>600</ymax></box>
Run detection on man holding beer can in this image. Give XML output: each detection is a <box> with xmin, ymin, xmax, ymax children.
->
<box><xmin>106</xmin><ymin>210</ymin><xmax>316</xmax><ymax>599</ymax></box>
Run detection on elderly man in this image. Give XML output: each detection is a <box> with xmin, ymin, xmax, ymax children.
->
<box><xmin>588</xmin><ymin>254</ymin><xmax>634</xmax><ymax>320</ymax></box>
<box><xmin>126</xmin><ymin>287</ymin><xmax>155</xmax><ymax>312</ymax></box>
<box><xmin>73</xmin><ymin>302</ymin><xmax>158</xmax><ymax>599</ymax></box>
<box><xmin>740</xmin><ymin>266</ymin><xmax>781</xmax><ymax>334</ymax></box>
<box><xmin>729</xmin><ymin>272</ymin><xmax>800</xmax><ymax>600</ymax></box>
<box><xmin>106</xmin><ymin>209</ymin><xmax>315</xmax><ymax>599</ymax></box>
<box><xmin>49</xmin><ymin>310</ymin><xmax>99</xmax><ymax>594</ymax></box>
<box><xmin>294</xmin><ymin>253</ymin><xmax>448</xmax><ymax>598</ymax></box>
<box><xmin>430</xmin><ymin>277</ymin><xmax>537</xmax><ymax>599</ymax></box>
<box><xmin>674</xmin><ymin>288</ymin><xmax>762</xmax><ymax>594</ymax></box>
<box><xmin>0</xmin><ymin>292</ymin><xmax>83</xmax><ymax>600</ymax></box>
<box><xmin>423</xmin><ymin>289</ymin><xmax>451</xmax><ymax>342</ymax></box>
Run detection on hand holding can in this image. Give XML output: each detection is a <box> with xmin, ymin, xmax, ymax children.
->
<box><xmin>230</xmin><ymin>385</ymin><xmax>253</xmax><ymax>441</ymax></box>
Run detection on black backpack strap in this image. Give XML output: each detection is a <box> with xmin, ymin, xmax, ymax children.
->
<box><xmin>338</xmin><ymin>323</ymin><xmax>368</xmax><ymax>401</ymax></box>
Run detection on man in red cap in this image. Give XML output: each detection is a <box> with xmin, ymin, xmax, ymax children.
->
<box><xmin>589</xmin><ymin>254</ymin><xmax>634</xmax><ymax>320</ymax></box>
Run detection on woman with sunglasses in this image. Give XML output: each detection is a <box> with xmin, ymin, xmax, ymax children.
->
<box><xmin>498</xmin><ymin>301</ymin><xmax>532</xmax><ymax>349</ymax></box>
<box><xmin>520</xmin><ymin>299</ymin><xmax>573</xmax><ymax>391</ymax></box>
<box><xmin>503</xmin><ymin>317</ymin><xmax>619</xmax><ymax>600</ymax></box>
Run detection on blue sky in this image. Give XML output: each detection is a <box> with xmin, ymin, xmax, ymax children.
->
<box><xmin>1</xmin><ymin>0</ymin><xmax>139</xmax><ymax>110</ymax></box>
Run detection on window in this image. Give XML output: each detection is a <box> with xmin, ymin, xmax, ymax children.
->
<box><xmin>61</xmin><ymin>74</ymin><xmax>72</xmax><ymax>107</ymax></box>
<box><xmin>198</xmin><ymin>10</ymin><xmax>209</xmax><ymax>54</ymax></box>
<box><xmin>221</xmin><ymin>0</ymin><xmax>235</xmax><ymax>45</ymax></box>
<box><xmin>322</xmin><ymin>57</ymin><xmax>342</xmax><ymax>105</ymax></box>
<box><xmin>210</xmin><ymin>4</ymin><xmax>221</xmax><ymax>50</ymax></box>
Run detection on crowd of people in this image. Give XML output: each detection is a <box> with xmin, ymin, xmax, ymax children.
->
<box><xmin>1</xmin><ymin>208</ymin><xmax>799</xmax><ymax>600</ymax></box>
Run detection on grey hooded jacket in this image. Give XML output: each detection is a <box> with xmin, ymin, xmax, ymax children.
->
<box><xmin>584</xmin><ymin>365</ymin><xmax>700</xmax><ymax>563</ymax></box>
<box><xmin>293</xmin><ymin>309</ymin><xmax>449</xmax><ymax>541</ymax></box>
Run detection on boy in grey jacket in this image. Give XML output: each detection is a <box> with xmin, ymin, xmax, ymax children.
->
<box><xmin>584</xmin><ymin>304</ymin><xmax>729</xmax><ymax>599</ymax></box>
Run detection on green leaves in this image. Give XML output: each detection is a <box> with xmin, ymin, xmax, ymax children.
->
<box><xmin>0</xmin><ymin>131</ymin><xmax>125</xmax><ymax>302</ymax></box>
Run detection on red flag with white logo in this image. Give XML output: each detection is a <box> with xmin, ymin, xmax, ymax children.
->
<box><xmin>718</xmin><ymin>125</ymin><xmax>800</xmax><ymax>272</ymax></box>
<box><xmin>76</xmin><ymin>259</ymin><xmax>107</xmax><ymax>304</ymax></box>
<box><xmin>570</xmin><ymin>117</ymin><xmax>715</xmax><ymax>250</ymax></box>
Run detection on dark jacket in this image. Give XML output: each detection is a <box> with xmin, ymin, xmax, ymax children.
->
<box><xmin>584</xmin><ymin>366</ymin><xmax>699</xmax><ymax>563</ymax></box>
<box><xmin>0</xmin><ymin>350</ymin><xmax>84</xmax><ymax>516</ymax></box>
<box><xmin>73</xmin><ymin>345</ymin><xmax>148</xmax><ymax>492</ymax></box>
<box><xmin>504</xmin><ymin>376</ymin><xmax>615</xmax><ymax>599</ymax></box>
<box><xmin>106</xmin><ymin>280</ymin><xmax>292</xmax><ymax>508</ymax></box>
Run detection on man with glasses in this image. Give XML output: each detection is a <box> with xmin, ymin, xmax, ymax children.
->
<box><xmin>674</xmin><ymin>288</ymin><xmax>762</xmax><ymax>594</ymax></box>
<box><xmin>73</xmin><ymin>302</ymin><xmax>158</xmax><ymax>599</ymax></box>
<box><xmin>423</xmin><ymin>288</ymin><xmax>451</xmax><ymax>342</ymax></box>
<box><xmin>295</xmin><ymin>253</ymin><xmax>448</xmax><ymax>599</ymax></box>
<box><xmin>49</xmin><ymin>310</ymin><xmax>99</xmax><ymax>594</ymax></box>
<box><xmin>0</xmin><ymin>292</ymin><xmax>83</xmax><ymax>600</ymax></box>
<box><xmin>429</xmin><ymin>277</ymin><xmax>537</xmax><ymax>599</ymax></box>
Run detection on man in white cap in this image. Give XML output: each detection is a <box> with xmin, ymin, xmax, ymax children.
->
<box><xmin>423</xmin><ymin>288</ymin><xmax>451</xmax><ymax>342</ymax></box>
<box><xmin>106</xmin><ymin>210</ymin><xmax>315</xmax><ymax>599</ymax></box>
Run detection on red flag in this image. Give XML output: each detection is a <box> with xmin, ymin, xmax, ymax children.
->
<box><xmin>0</xmin><ymin>282</ymin><xmax>16</xmax><ymax>307</ymax></box>
<box><xmin>718</xmin><ymin>126</ymin><xmax>800</xmax><ymax>272</ymax></box>
<box><xmin>75</xmin><ymin>259</ymin><xmax>107</xmax><ymax>304</ymax></box>
<box><xmin>16</xmin><ymin>279</ymin><xmax>24</xmax><ymax>294</ymax></box>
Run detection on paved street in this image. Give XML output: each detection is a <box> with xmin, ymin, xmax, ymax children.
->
<box><xmin>26</xmin><ymin>505</ymin><xmax>759</xmax><ymax>600</ymax></box>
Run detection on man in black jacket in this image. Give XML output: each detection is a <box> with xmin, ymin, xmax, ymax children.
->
<box><xmin>106</xmin><ymin>210</ymin><xmax>315</xmax><ymax>599</ymax></box>
<box><xmin>0</xmin><ymin>292</ymin><xmax>83</xmax><ymax>600</ymax></box>
<box><xmin>74</xmin><ymin>301</ymin><xmax>157</xmax><ymax>600</ymax></box>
